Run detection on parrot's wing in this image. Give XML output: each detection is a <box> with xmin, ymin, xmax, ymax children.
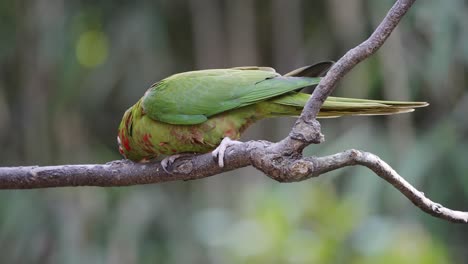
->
<box><xmin>142</xmin><ymin>68</ymin><xmax>320</xmax><ymax>125</ymax></box>
<box><xmin>284</xmin><ymin>61</ymin><xmax>334</xmax><ymax>77</ymax></box>
<box><xmin>230</xmin><ymin>66</ymin><xmax>276</xmax><ymax>72</ymax></box>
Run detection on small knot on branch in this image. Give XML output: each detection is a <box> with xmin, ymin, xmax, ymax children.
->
<box><xmin>249</xmin><ymin>144</ymin><xmax>315</xmax><ymax>182</ymax></box>
<box><xmin>290</xmin><ymin>118</ymin><xmax>324</xmax><ymax>144</ymax></box>
<box><xmin>172</xmin><ymin>160</ymin><xmax>194</xmax><ymax>174</ymax></box>
<box><xmin>289</xmin><ymin>160</ymin><xmax>314</xmax><ymax>180</ymax></box>
<box><xmin>431</xmin><ymin>203</ymin><xmax>443</xmax><ymax>214</ymax></box>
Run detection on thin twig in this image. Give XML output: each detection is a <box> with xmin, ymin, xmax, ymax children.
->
<box><xmin>312</xmin><ymin>150</ymin><xmax>468</xmax><ymax>223</ymax></box>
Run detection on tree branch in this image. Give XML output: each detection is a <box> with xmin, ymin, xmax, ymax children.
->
<box><xmin>312</xmin><ymin>150</ymin><xmax>468</xmax><ymax>223</ymax></box>
<box><xmin>0</xmin><ymin>142</ymin><xmax>253</xmax><ymax>188</ymax></box>
<box><xmin>300</xmin><ymin>0</ymin><xmax>417</xmax><ymax>122</ymax></box>
<box><xmin>2</xmin><ymin>0</ymin><xmax>467</xmax><ymax>224</ymax></box>
<box><xmin>283</xmin><ymin>0</ymin><xmax>417</xmax><ymax>150</ymax></box>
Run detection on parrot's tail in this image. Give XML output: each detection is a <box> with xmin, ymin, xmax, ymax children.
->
<box><xmin>270</xmin><ymin>92</ymin><xmax>428</xmax><ymax>118</ymax></box>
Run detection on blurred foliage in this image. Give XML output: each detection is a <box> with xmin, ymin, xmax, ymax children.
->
<box><xmin>0</xmin><ymin>0</ymin><xmax>467</xmax><ymax>263</ymax></box>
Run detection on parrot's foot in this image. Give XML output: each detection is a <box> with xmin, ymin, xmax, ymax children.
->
<box><xmin>161</xmin><ymin>154</ymin><xmax>190</xmax><ymax>173</ymax></box>
<box><xmin>212</xmin><ymin>137</ymin><xmax>242</xmax><ymax>168</ymax></box>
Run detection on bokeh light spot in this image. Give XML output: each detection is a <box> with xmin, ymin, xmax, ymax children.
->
<box><xmin>76</xmin><ymin>30</ymin><xmax>108</xmax><ymax>68</ymax></box>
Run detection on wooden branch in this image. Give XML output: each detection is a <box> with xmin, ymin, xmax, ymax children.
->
<box><xmin>2</xmin><ymin>0</ymin><xmax>467</xmax><ymax>224</ymax></box>
<box><xmin>312</xmin><ymin>150</ymin><xmax>468</xmax><ymax>224</ymax></box>
<box><xmin>0</xmin><ymin>143</ymin><xmax>253</xmax><ymax>188</ymax></box>
<box><xmin>1</xmin><ymin>145</ymin><xmax>467</xmax><ymax>223</ymax></box>
<box><xmin>300</xmin><ymin>0</ymin><xmax>417</xmax><ymax>122</ymax></box>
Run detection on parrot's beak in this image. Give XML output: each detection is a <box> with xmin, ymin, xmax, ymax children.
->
<box><xmin>117</xmin><ymin>136</ymin><xmax>127</xmax><ymax>158</ymax></box>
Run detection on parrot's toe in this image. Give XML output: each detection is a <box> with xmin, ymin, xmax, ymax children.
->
<box><xmin>161</xmin><ymin>154</ymin><xmax>184</xmax><ymax>173</ymax></box>
<box><xmin>212</xmin><ymin>137</ymin><xmax>242</xmax><ymax>168</ymax></box>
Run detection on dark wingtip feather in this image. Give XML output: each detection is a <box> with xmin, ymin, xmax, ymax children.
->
<box><xmin>284</xmin><ymin>61</ymin><xmax>335</xmax><ymax>77</ymax></box>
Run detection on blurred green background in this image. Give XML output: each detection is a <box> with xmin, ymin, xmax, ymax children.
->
<box><xmin>0</xmin><ymin>0</ymin><xmax>467</xmax><ymax>263</ymax></box>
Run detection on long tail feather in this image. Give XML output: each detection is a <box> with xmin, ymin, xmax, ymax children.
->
<box><xmin>271</xmin><ymin>93</ymin><xmax>428</xmax><ymax>118</ymax></box>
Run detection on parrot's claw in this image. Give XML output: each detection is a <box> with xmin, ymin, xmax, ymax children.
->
<box><xmin>212</xmin><ymin>137</ymin><xmax>242</xmax><ymax>168</ymax></box>
<box><xmin>161</xmin><ymin>154</ymin><xmax>184</xmax><ymax>173</ymax></box>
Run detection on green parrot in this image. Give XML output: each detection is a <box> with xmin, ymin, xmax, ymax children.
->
<box><xmin>117</xmin><ymin>62</ymin><xmax>427</xmax><ymax>168</ymax></box>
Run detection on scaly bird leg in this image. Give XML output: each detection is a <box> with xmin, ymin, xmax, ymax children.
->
<box><xmin>212</xmin><ymin>137</ymin><xmax>243</xmax><ymax>168</ymax></box>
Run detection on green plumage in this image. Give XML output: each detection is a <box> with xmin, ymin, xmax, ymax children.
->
<box><xmin>117</xmin><ymin>62</ymin><xmax>428</xmax><ymax>161</ymax></box>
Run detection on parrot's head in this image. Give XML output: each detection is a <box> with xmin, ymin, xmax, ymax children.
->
<box><xmin>117</xmin><ymin>107</ymin><xmax>133</xmax><ymax>159</ymax></box>
<box><xmin>116</xmin><ymin>135</ymin><xmax>126</xmax><ymax>158</ymax></box>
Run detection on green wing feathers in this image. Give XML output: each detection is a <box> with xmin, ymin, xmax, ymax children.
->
<box><xmin>140</xmin><ymin>63</ymin><xmax>427</xmax><ymax>125</ymax></box>
<box><xmin>141</xmin><ymin>68</ymin><xmax>320</xmax><ymax>125</ymax></box>
<box><xmin>271</xmin><ymin>92</ymin><xmax>428</xmax><ymax>118</ymax></box>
